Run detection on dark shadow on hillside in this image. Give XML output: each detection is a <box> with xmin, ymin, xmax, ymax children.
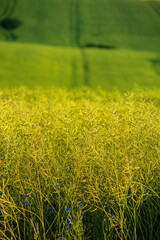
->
<box><xmin>0</xmin><ymin>0</ymin><xmax>22</xmax><ymax>41</ymax></box>
<box><xmin>1</xmin><ymin>18</ymin><xmax>21</xmax><ymax>30</ymax></box>
<box><xmin>0</xmin><ymin>18</ymin><xmax>22</xmax><ymax>41</ymax></box>
<box><xmin>80</xmin><ymin>43</ymin><xmax>116</xmax><ymax>49</ymax></box>
<box><xmin>150</xmin><ymin>58</ymin><xmax>160</xmax><ymax>75</ymax></box>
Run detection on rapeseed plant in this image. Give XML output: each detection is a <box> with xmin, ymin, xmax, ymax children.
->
<box><xmin>0</xmin><ymin>87</ymin><xmax>160</xmax><ymax>239</ymax></box>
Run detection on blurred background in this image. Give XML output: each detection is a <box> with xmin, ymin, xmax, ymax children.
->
<box><xmin>0</xmin><ymin>0</ymin><xmax>160</xmax><ymax>91</ymax></box>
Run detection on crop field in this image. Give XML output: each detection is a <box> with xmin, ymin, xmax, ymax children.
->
<box><xmin>0</xmin><ymin>0</ymin><xmax>160</xmax><ymax>239</ymax></box>
<box><xmin>0</xmin><ymin>88</ymin><xmax>160</xmax><ymax>240</ymax></box>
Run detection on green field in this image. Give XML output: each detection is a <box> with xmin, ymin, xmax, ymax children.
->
<box><xmin>1</xmin><ymin>0</ymin><xmax>160</xmax><ymax>51</ymax></box>
<box><xmin>0</xmin><ymin>41</ymin><xmax>160</xmax><ymax>91</ymax></box>
<box><xmin>0</xmin><ymin>0</ymin><xmax>160</xmax><ymax>90</ymax></box>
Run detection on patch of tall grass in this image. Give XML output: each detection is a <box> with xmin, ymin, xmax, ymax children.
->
<box><xmin>0</xmin><ymin>87</ymin><xmax>160</xmax><ymax>240</ymax></box>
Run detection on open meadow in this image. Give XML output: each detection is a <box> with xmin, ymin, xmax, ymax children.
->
<box><xmin>0</xmin><ymin>0</ymin><xmax>160</xmax><ymax>239</ymax></box>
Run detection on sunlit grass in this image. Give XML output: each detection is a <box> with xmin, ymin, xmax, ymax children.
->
<box><xmin>0</xmin><ymin>41</ymin><xmax>160</xmax><ymax>92</ymax></box>
<box><xmin>0</xmin><ymin>87</ymin><xmax>160</xmax><ymax>240</ymax></box>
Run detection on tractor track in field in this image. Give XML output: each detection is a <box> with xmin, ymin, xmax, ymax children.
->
<box><xmin>149</xmin><ymin>1</ymin><xmax>160</xmax><ymax>17</ymax></box>
<box><xmin>150</xmin><ymin>58</ymin><xmax>160</xmax><ymax>75</ymax></box>
<box><xmin>0</xmin><ymin>0</ymin><xmax>17</xmax><ymax>20</ymax></box>
<box><xmin>69</xmin><ymin>0</ymin><xmax>89</xmax><ymax>87</ymax></box>
<box><xmin>69</xmin><ymin>0</ymin><xmax>79</xmax><ymax>47</ymax></box>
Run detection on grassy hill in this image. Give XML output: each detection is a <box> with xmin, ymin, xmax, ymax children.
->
<box><xmin>0</xmin><ymin>0</ymin><xmax>72</xmax><ymax>46</ymax></box>
<box><xmin>0</xmin><ymin>0</ymin><xmax>160</xmax><ymax>90</ymax></box>
<box><xmin>1</xmin><ymin>0</ymin><xmax>160</xmax><ymax>51</ymax></box>
<box><xmin>0</xmin><ymin>41</ymin><xmax>84</xmax><ymax>89</ymax></box>
<box><xmin>79</xmin><ymin>0</ymin><xmax>160</xmax><ymax>52</ymax></box>
<box><xmin>0</xmin><ymin>41</ymin><xmax>160</xmax><ymax>91</ymax></box>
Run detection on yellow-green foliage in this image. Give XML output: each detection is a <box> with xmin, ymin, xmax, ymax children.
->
<box><xmin>0</xmin><ymin>87</ymin><xmax>160</xmax><ymax>240</ymax></box>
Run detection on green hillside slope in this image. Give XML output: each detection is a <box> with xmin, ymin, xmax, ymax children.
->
<box><xmin>79</xmin><ymin>0</ymin><xmax>160</xmax><ymax>51</ymax></box>
<box><xmin>0</xmin><ymin>0</ymin><xmax>72</xmax><ymax>46</ymax></box>
<box><xmin>0</xmin><ymin>0</ymin><xmax>160</xmax><ymax>91</ymax></box>
<box><xmin>0</xmin><ymin>41</ymin><xmax>84</xmax><ymax>89</ymax></box>
<box><xmin>0</xmin><ymin>41</ymin><xmax>159</xmax><ymax>91</ymax></box>
<box><xmin>0</xmin><ymin>0</ymin><xmax>160</xmax><ymax>51</ymax></box>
